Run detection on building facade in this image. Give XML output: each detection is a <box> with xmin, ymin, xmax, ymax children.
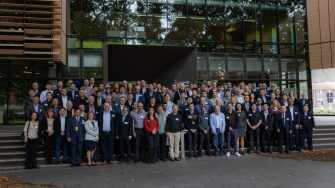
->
<box><xmin>0</xmin><ymin>0</ymin><xmax>310</xmax><ymax>125</ymax></box>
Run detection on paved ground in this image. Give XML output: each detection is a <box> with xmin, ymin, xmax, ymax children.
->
<box><xmin>1</xmin><ymin>155</ymin><xmax>335</xmax><ymax>188</ymax></box>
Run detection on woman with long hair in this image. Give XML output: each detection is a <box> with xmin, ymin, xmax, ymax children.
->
<box><xmin>40</xmin><ymin>108</ymin><xmax>56</xmax><ymax>164</ymax></box>
<box><xmin>236</xmin><ymin>103</ymin><xmax>247</xmax><ymax>155</ymax></box>
<box><xmin>144</xmin><ymin>107</ymin><xmax>160</xmax><ymax>164</ymax></box>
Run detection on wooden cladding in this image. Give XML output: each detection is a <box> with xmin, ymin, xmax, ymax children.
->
<box><xmin>0</xmin><ymin>0</ymin><xmax>64</xmax><ymax>64</ymax></box>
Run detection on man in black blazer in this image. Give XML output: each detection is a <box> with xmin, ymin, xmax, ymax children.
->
<box><xmin>54</xmin><ymin>108</ymin><xmax>69</xmax><ymax>164</ymax></box>
<box><xmin>276</xmin><ymin>105</ymin><xmax>293</xmax><ymax>153</ymax></box>
<box><xmin>298</xmin><ymin>92</ymin><xmax>312</xmax><ymax>112</ymax></box>
<box><xmin>85</xmin><ymin>96</ymin><xmax>99</xmax><ymax>118</ymax></box>
<box><xmin>260</xmin><ymin>103</ymin><xmax>274</xmax><ymax>153</ymax></box>
<box><xmin>144</xmin><ymin>83</ymin><xmax>157</xmax><ymax>108</ymax></box>
<box><xmin>300</xmin><ymin>105</ymin><xmax>316</xmax><ymax>151</ymax></box>
<box><xmin>116</xmin><ymin>107</ymin><xmax>133</xmax><ymax>163</ymax></box>
<box><xmin>58</xmin><ymin>88</ymin><xmax>71</xmax><ymax>109</ymax></box>
<box><xmin>287</xmin><ymin>98</ymin><xmax>301</xmax><ymax>151</ymax></box>
<box><xmin>67</xmin><ymin>83</ymin><xmax>79</xmax><ymax>102</ymax></box>
<box><xmin>98</xmin><ymin>102</ymin><xmax>117</xmax><ymax>164</ymax></box>
<box><xmin>25</xmin><ymin>96</ymin><xmax>43</xmax><ymax>120</ymax></box>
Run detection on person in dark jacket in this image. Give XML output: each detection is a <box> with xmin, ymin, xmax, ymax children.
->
<box><xmin>67</xmin><ymin>108</ymin><xmax>86</xmax><ymax>167</ymax></box>
<box><xmin>224</xmin><ymin>103</ymin><xmax>240</xmax><ymax>157</ymax></box>
<box><xmin>198</xmin><ymin>107</ymin><xmax>211</xmax><ymax>156</ymax></box>
<box><xmin>300</xmin><ymin>105</ymin><xmax>316</xmax><ymax>151</ymax></box>
<box><xmin>165</xmin><ymin>105</ymin><xmax>183</xmax><ymax>161</ymax></box>
<box><xmin>184</xmin><ymin>103</ymin><xmax>199</xmax><ymax>158</ymax></box>
<box><xmin>54</xmin><ymin>107</ymin><xmax>69</xmax><ymax>164</ymax></box>
<box><xmin>40</xmin><ymin>108</ymin><xmax>56</xmax><ymax>164</ymax></box>
<box><xmin>116</xmin><ymin>107</ymin><xmax>133</xmax><ymax>163</ymax></box>
<box><xmin>276</xmin><ymin>105</ymin><xmax>293</xmax><ymax>154</ymax></box>
<box><xmin>260</xmin><ymin>103</ymin><xmax>274</xmax><ymax>153</ymax></box>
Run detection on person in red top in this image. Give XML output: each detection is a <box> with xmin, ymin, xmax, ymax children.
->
<box><xmin>144</xmin><ymin>107</ymin><xmax>160</xmax><ymax>164</ymax></box>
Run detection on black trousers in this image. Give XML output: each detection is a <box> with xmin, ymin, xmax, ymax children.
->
<box><xmin>100</xmin><ymin>132</ymin><xmax>115</xmax><ymax>161</ymax></box>
<box><xmin>135</xmin><ymin>128</ymin><xmax>145</xmax><ymax>161</ymax></box>
<box><xmin>278</xmin><ymin>129</ymin><xmax>292</xmax><ymax>152</ymax></box>
<box><xmin>248</xmin><ymin>128</ymin><xmax>260</xmax><ymax>151</ymax></box>
<box><xmin>146</xmin><ymin>132</ymin><xmax>159</xmax><ymax>162</ymax></box>
<box><xmin>302</xmin><ymin>128</ymin><xmax>313</xmax><ymax>150</ymax></box>
<box><xmin>198</xmin><ymin>130</ymin><xmax>211</xmax><ymax>155</ymax></box>
<box><xmin>158</xmin><ymin>133</ymin><xmax>167</xmax><ymax>160</ymax></box>
<box><xmin>261</xmin><ymin>128</ymin><xmax>273</xmax><ymax>152</ymax></box>
<box><xmin>43</xmin><ymin>134</ymin><xmax>54</xmax><ymax>163</ymax></box>
<box><xmin>119</xmin><ymin>139</ymin><xmax>131</xmax><ymax>161</ymax></box>
<box><xmin>25</xmin><ymin>138</ymin><xmax>39</xmax><ymax>169</ymax></box>
<box><xmin>187</xmin><ymin>131</ymin><xmax>198</xmax><ymax>154</ymax></box>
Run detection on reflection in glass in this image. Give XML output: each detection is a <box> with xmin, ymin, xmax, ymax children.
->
<box><xmin>209</xmin><ymin>55</ymin><xmax>226</xmax><ymax>81</ymax></box>
<box><xmin>246</xmin><ymin>56</ymin><xmax>262</xmax><ymax>79</ymax></box>
<box><xmin>83</xmin><ymin>51</ymin><xmax>103</xmax><ymax>78</ymax></box>
<box><xmin>281</xmin><ymin>58</ymin><xmax>297</xmax><ymax>80</ymax></box>
<box><xmin>228</xmin><ymin>56</ymin><xmax>244</xmax><ymax>79</ymax></box>
<box><xmin>197</xmin><ymin>55</ymin><xmax>207</xmax><ymax>81</ymax></box>
<box><xmin>264</xmin><ymin>57</ymin><xmax>279</xmax><ymax>80</ymax></box>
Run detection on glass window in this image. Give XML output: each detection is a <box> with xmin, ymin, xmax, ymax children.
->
<box><xmin>61</xmin><ymin>50</ymin><xmax>81</xmax><ymax>79</ymax></box>
<box><xmin>295</xmin><ymin>1</ymin><xmax>306</xmax><ymax>44</ymax></box>
<box><xmin>264</xmin><ymin>57</ymin><xmax>279</xmax><ymax>80</ymax></box>
<box><xmin>278</xmin><ymin>1</ymin><xmax>294</xmax><ymax>44</ymax></box>
<box><xmin>126</xmin><ymin>0</ymin><xmax>147</xmax><ymax>40</ymax></box>
<box><xmin>68</xmin><ymin>37</ymin><xmax>81</xmax><ymax>49</ymax></box>
<box><xmin>207</xmin><ymin>0</ymin><xmax>225</xmax><ymax>43</ymax></box>
<box><xmin>246</xmin><ymin>56</ymin><xmax>262</xmax><ymax>79</ymax></box>
<box><xmin>297</xmin><ymin>58</ymin><xmax>307</xmax><ymax>80</ymax></box>
<box><xmin>261</xmin><ymin>1</ymin><xmax>277</xmax><ymax>48</ymax></box>
<box><xmin>209</xmin><ymin>55</ymin><xmax>226</xmax><ymax>81</ymax></box>
<box><xmin>244</xmin><ymin>0</ymin><xmax>260</xmax><ymax>53</ymax></box>
<box><xmin>166</xmin><ymin>0</ymin><xmax>187</xmax><ymax>41</ymax></box>
<box><xmin>82</xmin><ymin>39</ymin><xmax>103</xmax><ymax>49</ymax></box>
<box><xmin>81</xmin><ymin>0</ymin><xmax>105</xmax><ymax>37</ymax></box>
<box><xmin>83</xmin><ymin>51</ymin><xmax>103</xmax><ymax>78</ymax></box>
<box><xmin>104</xmin><ymin>0</ymin><xmax>126</xmax><ymax>38</ymax></box>
<box><xmin>227</xmin><ymin>56</ymin><xmax>244</xmax><ymax>79</ymax></box>
<box><xmin>187</xmin><ymin>0</ymin><xmax>206</xmax><ymax>43</ymax></box>
<box><xmin>0</xmin><ymin>63</ymin><xmax>8</xmax><ymax>125</ymax></box>
<box><xmin>197</xmin><ymin>54</ymin><xmax>207</xmax><ymax>81</ymax></box>
<box><xmin>147</xmin><ymin>0</ymin><xmax>168</xmax><ymax>40</ymax></box>
<box><xmin>281</xmin><ymin>58</ymin><xmax>297</xmax><ymax>80</ymax></box>
<box><xmin>225</xmin><ymin>0</ymin><xmax>244</xmax><ymax>43</ymax></box>
<box><xmin>68</xmin><ymin>0</ymin><xmax>82</xmax><ymax>36</ymax></box>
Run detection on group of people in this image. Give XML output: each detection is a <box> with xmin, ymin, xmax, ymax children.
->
<box><xmin>23</xmin><ymin>78</ymin><xmax>315</xmax><ymax>169</ymax></box>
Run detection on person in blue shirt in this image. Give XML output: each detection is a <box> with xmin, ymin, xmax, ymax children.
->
<box><xmin>210</xmin><ymin>106</ymin><xmax>226</xmax><ymax>156</ymax></box>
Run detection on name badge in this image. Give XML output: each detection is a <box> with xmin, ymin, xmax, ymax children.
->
<box><xmin>220</xmin><ymin>118</ymin><xmax>223</xmax><ymax>121</ymax></box>
<box><xmin>175</xmin><ymin>118</ymin><xmax>179</xmax><ymax>121</ymax></box>
<box><xmin>192</xmin><ymin>121</ymin><xmax>195</xmax><ymax>124</ymax></box>
<box><xmin>238</xmin><ymin>114</ymin><xmax>240</xmax><ymax>117</ymax></box>
<box><xmin>82</xmin><ymin>120</ymin><xmax>85</xmax><ymax>124</ymax></box>
<box><xmin>249</xmin><ymin>114</ymin><xmax>252</xmax><ymax>117</ymax></box>
<box><xmin>75</xmin><ymin>95</ymin><xmax>78</xmax><ymax>97</ymax></box>
<box><xmin>140</xmin><ymin>116</ymin><xmax>144</xmax><ymax>119</ymax></box>
<box><xmin>112</xmin><ymin>114</ymin><xmax>115</xmax><ymax>117</ymax></box>
<box><xmin>205</xmin><ymin>117</ymin><xmax>208</xmax><ymax>120</ymax></box>
<box><xmin>188</xmin><ymin>116</ymin><xmax>192</xmax><ymax>119</ymax></box>
<box><xmin>286</xmin><ymin>118</ymin><xmax>289</xmax><ymax>121</ymax></box>
<box><xmin>39</xmin><ymin>109</ymin><xmax>42</xmax><ymax>112</ymax></box>
<box><xmin>226</xmin><ymin>117</ymin><xmax>230</xmax><ymax>119</ymax></box>
<box><xmin>186</xmin><ymin>108</ymin><xmax>189</xmax><ymax>111</ymax></box>
<box><xmin>308</xmin><ymin>117</ymin><xmax>311</xmax><ymax>119</ymax></box>
<box><xmin>75</xmin><ymin>126</ymin><xmax>79</xmax><ymax>132</ymax></box>
<box><xmin>44</xmin><ymin>104</ymin><xmax>48</xmax><ymax>106</ymax></box>
<box><xmin>295</xmin><ymin>112</ymin><xmax>298</xmax><ymax>114</ymax></box>
<box><xmin>125</xmin><ymin>122</ymin><xmax>129</xmax><ymax>125</ymax></box>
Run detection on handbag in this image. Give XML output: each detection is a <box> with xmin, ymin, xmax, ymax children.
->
<box><xmin>21</xmin><ymin>121</ymin><xmax>31</xmax><ymax>144</ymax></box>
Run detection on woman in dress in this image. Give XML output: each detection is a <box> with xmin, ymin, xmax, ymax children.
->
<box><xmin>236</xmin><ymin>103</ymin><xmax>247</xmax><ymax>155</ymax></box>
<box><xmin>84</xmin><ymin>112</ymin><xmax>99</xmax><ymax>166</ymax></box>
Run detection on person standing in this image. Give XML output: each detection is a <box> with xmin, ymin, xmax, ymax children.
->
<box><xmin>300</xmin><ymin>105</ymin><xmax>315</xmax><ymax>151</ymax></box>
<box><xmin>165</xmin><ymin>105</ymin><xmax>183</xmax><ymax>161</ymax></box>
<box><xmin>98</xmin><ymin>102</ymin><xmax>117</xmax><ymax>164</ymax></box>
<box><xmin>67</xmin><ymin>109</ymin><xmax>86</xmax><ymax>167</ymax></box>
<box><xmin>236</xmin><ymin>103</ymin><xmax>246</xmax><ymax>155</ymax></box>
<box><xmin>84</xmin><ymin>112</ymin><xmax>99</xmax><ymax>166</ymax></box>
<box><xmin>116</xmin><ymin>107</ymin><xmax>133</xmax><ymax>163</ymax></box>
<box><xmin>260</xmin><ymin>103</ymin><xmax>274</xmax><ymax>153</ymax></box>
<box><xmin>184</xmin><ymin>103</ymin><xmax>199</xmax><ymax>158</ymax></box>
<box><xmin>54</xmin><ymin>108</ymin><xmax>69</xmax><ymax>164</ymax></box>
<box><xmin>156</xmin><ymin>106</ymin><xmax>167</xmax><ymax>161</ymax></box>
<box><xmin>144</xmin><ymin>107</ymin><xmax>160</xmax><ymax>164</ymax></box>
<box><xmin>132</xmin><ymin>102</ymin><xmax>147</xmax><ymax>163</ymax></box>
<box><xmin>210</xmin><ymin>106</ymin><xmax>226</xmax><ymax>156</ymax></box>
<box><xmin>246</xmin><ymin>103</ymin><xmax>262</xmax><ymax>154</ymax></box>
<box><xmin>287</xmin><ymin>98</ymin><xmax>301</xmax><ymax>151</ymax></box>
<box><xmin>225</xmin><ymin>103</ymin><xmax>240</xmax><ymax>157</ymax></box>
<box><xmin>276</xmin><ymin>105</ymin><xmax>293</xmax><ymax>153</ymax></box>
<box><xmin>198</xmin><ymin>107</ymin><xmax>211</xmax><ymax>156</ymax></box>
<box><xmin>23</xmin><ymin>112</ymin><xmax>40</xmax><ymax>169</ymax></box>
<box><xmin>40</xmin><ymin>109</ymin><xmax>56</xmax><ymax>164</ymax></box>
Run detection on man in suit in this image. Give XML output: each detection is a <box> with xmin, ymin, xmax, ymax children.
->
<box><xmin>54</xmin><ymin>108</ymin><xmax>69</xmax><ymax>164</ymax></box>
<box><xmin>98</xmin><ymin>102</ymin><xmax>117</xmax><ymax>164</ymax></box>
<box><xmin>184</xmin><ymin>103</ymin><xmax>199</xmax><ymax>158</ymax></box>
<box><xmin>126</xmin><ymin>93</ymin><xmax>135</xmax><ymax>112</ymax></box>
<box><xmin>94</xmin><ymin>90</ymin><xmax>105</xmax><ymax>111</ymax></box>
<box><xmin>300</xmin><ymin>105</ymin><xmax>316</xmax><ymax>151</ymax></box>
<box><xmin>115</xmin><ymin>107</ymin><xmax>133</xmax><ymax>163</ymax></box>
<box><xmin>86</xmin><ymin>96</ymin><xmax>99</xmax><ymax>118</ymax></box>
<box><xmin>67</xmin><ymin>108</ymin><xmax>86</xmax><ymax>167</ymax></box>
<box><xmin>298</xmin><ymin>92</ymin><xmax>312</xmax><ymax>112</ymax></box>
<box><xmin>260</xmin><ymin>103</ymin><xmax>274</xmax><ymax>153</ymax></box>
<box><xmin>58</xmin><ymin>88</ymin><xmax>70</xmax><ymax>109</ymax></box>
<box><xmin>67</xmin><ymin>83</ymin><xmax>79</xmax><ymax>102</ymax></box>
<box><xmin>25</xmin><ymin>96</ymin><xmax>43</xmax><ymax>120</ymax></box>
<box><xmin>133</xmin><ymin>85</ymin><xmax>145</xmax><ymax>103</ymax></box>
<box><xmin>144</xmin><ymin>83</ymin><xmax>156</xmax><ymax>107</ymax></box>
<box><xmin>276</xmin><ymin>105</ymin><xmax>293</xmax><ymax>153</ymax></box>
<box><xmin>53</xmin><ymin>80</ymin><xmax>64</xmax><ymax>99</ymax></box>
<box><xmin>114</xmin><ymin>97</ymin><xmax>127</xmax><ymax>117</ymax></box>
<box><xmin>132</xmin><ymin>102</ymin><xmax>147</xmax><ymax>162</ymax></box>
<box><xmin>287</xmin><ymin>98</ymin><xmax>301</xmax><ymax>151</ymax></box>
<box><xmin>259</xmin><ymin>89</ymin><xmax>269</xmax><ymax>105</ymax></box>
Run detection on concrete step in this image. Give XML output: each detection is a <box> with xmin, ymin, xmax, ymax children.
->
<box><xmin>0</xmin><ymin>157</ymin><xmax>45</xmax><ymax>167</ymax></box>
<box><xmin>0</xmin><ymin>139</ymin><xmax>23</xmax><ymax>146</ymax></box>
<box><xmin>0</xmin><ymin>151</ymin><xmax>44</xmax><ymax>159</ymax></box>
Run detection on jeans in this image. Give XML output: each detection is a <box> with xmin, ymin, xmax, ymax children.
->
<box><xmin>135</xmin><ymin>128</ymin><xmax>145</xmax><ymax>161</ymax></box>
<box><xmin>55</xmin><ymin>135</ymin><xmax>68</xmax><ymax>161</ymax></box>
<box><xmin>187</xmin><ymin>131</ymin><xmax>197</xmax><ymax>154</ymax></box>
<box><xmin>226</xmin><ymin>129</ymin><xmax>238</xmax><ymax>153</ymax></box>
<box><xmin>212</xmin><ymin>129</ymin><xmax>224</xmax><ymax>155</ymax></box>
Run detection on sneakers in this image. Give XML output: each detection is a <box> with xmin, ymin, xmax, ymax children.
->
<box><xmin>226</xmin><ymin>152</ymin><xmax>231</xmax><ymax>157</ymax></box>
<box><xmin>235</xmin><ymin>152</ymin><xmax>242</xmax><ymax>157</ymax></box>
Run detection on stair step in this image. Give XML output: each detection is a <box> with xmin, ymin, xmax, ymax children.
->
<box><xmin>0</xmin><ymin>151</ymin><xmax>44</xmax><ymax>159</ymax></box>
<box><xmin>0</xmin><ymin>157</ymin><xmax>45</xmax><ymax>167</ymax></box>
<box><xmin>0</xmin><ymin>140</ymin><xmax>23</xmax><ymax>146</ymax></box>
